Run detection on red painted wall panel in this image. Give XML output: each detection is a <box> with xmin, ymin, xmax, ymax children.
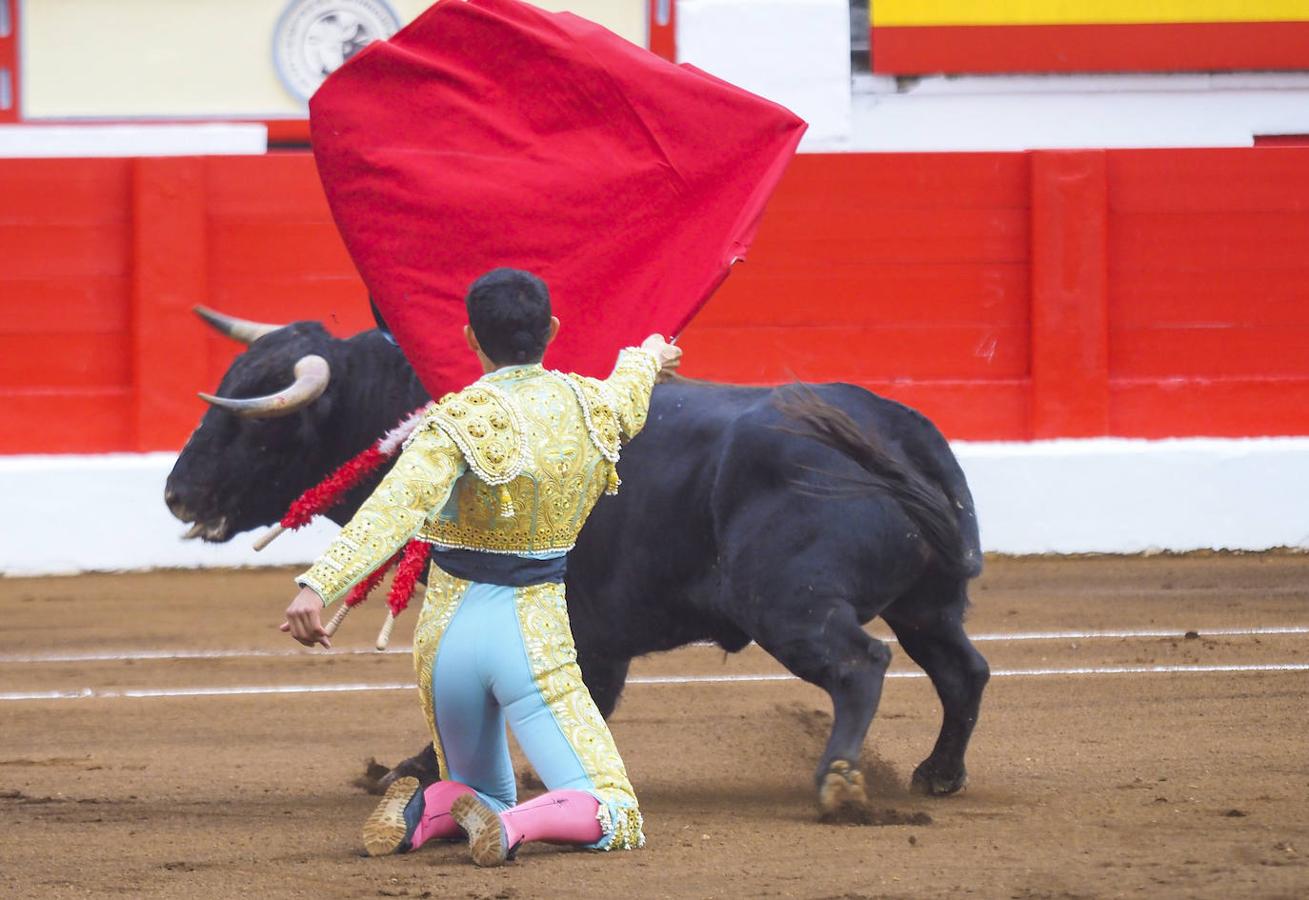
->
<box><xmin>2</xmin><ymin>148</ymin><xmax>1309</xmax><ymax>453</ymax></box>
<box><xmin>1028</xmin><ymin>151</ymin><xmax>1109</xmax><ymax>438</ymax></box>
<box><xmin>1108</xmin><ymin>148</ymin><xmax>1309</xmax><ymax>213</ymax></box>
<box><xmin>694</xmin><ymin>264</ymin><xmax>1028</xmax><ymax>328</ymax></box>
<box><xmin>1107</xmin><ymin>149</ymin><xmax>1309</xmax><ymax>411</ymax></box>
<box><xmin>0</xmin><ymin>158</ymin><xmax>134</xmax><ymax>452</ymax></box>
<box><xmin>0</xmin><ymin>158</ymin><xmax>131</xmax><ymax>222</ymax></box>
<box><xmin>1112</xmin><ymin>379</ymin><xmax>1309</xmax><ymax>439</ymax></box>
<box><xmin>682</xmin><ymin>152</ymin><xmax>1033</xmax><ymax>427</ymax></box>
<box><xmin>0</xmin><ymin>391</ymin><xmax>133</xmax><ymax>455</ymax></box>
<box><xmin>0</xmin><ymin>333</ymin><xmax>131</xmax><ymax>388</ymax></box>
<box><xmin>680</xmin><ymin>324</ymin><xmax>1030</xmax><ymax>381</ymax></box>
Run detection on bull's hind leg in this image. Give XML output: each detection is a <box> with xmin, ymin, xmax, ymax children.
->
<box><xmin>884</xmin><ymin>583</ymin><xmax>990</xmax><ymax>796</ymax></box>
<box><xmin>752</xmin><ymin>600</ymin><xmax>892</xmax><ymax>823</ymax></box>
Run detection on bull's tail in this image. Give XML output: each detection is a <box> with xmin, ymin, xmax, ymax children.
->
<box><xmin>774</xmin><ymin>386</ymin><xmax>971</xmax><ymax>578</ymax></box>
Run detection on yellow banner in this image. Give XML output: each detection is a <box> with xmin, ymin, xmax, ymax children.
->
<box><xmin>24</xmin><ymin>0</ymin><xmax>647</xmax><ymax>119</ymax></box>
<box><xmin>873</xmin><ymin>1</ymin><xmax>1309</xmax><ymax>27</ymax></box>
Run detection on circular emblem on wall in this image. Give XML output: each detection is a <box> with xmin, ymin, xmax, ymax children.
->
<box><xmin>274</xmin><ymin>0</ymin><xmax>402</xmax><ymax>103</ymax></box>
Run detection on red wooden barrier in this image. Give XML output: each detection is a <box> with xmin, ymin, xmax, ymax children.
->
<box><xmin>0</xmin><ymin>155</ymin><xmax>369</xmax><ymax>453</ymax></box>
<box><xmin>2</xmin><ymin>148</ymin><xmax>1308</xmax><ymax>454</ymax></box>
<box><xmin>1028</xmin><ymin>150</ymin><xmax>1109</xmax><ymax>438</ymax></box>
<box><xmin>1107</xmin><ymin>149</ymin><xmax>1309</xmax><ymax>437</ymax></box>
<box><xmin>131</xmin><ymin>157</ymin><xmax>210</xmax><ymax>449</ymax></box>
<box><xmin>677</xmin><ymin>151</ymin><xmax>1033</xmax><ymax>439</ymax></box>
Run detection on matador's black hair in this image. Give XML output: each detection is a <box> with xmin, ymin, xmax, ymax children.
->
<box><xmin>465</xmin><ymin>268</ymin><xmax>552</xmax><ymax>365</ymax></box>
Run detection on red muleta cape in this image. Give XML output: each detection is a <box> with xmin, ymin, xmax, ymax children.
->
<box><xmin>310</xmin><ymin>0</ymin><xmax>806</xmax><ymax>399</ymax></box>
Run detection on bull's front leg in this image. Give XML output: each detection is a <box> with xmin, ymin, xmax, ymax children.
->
<box><xmin>577</xmin><ymin>650</ymin><xmax>632</xmax><ymax>719</ymax></box>
<box><xmin>749</xmin><ymin>598</ymin><xmax>893</xmax><ymax>823</ymax></box>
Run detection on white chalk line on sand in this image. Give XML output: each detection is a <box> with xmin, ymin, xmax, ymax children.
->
<box><xmin>2</xmin><ymin>625</ymin><xmax>1306</xmax><ymax>665</ymax></box>
<box><xmin>2</xmin><ymin>661</ymin><xmax>1307</xmax><ymax>703</ymax></box>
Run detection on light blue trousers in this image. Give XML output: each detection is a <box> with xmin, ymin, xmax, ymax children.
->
<box><xmin>414</xmin><ymin>569</ymin><xmax>643</xmax><ymax>850</ymax></box>
<box><xmin>430</xmin><ymin>581</ymin><xmax>601</xmax><ymax>809</ymax></box>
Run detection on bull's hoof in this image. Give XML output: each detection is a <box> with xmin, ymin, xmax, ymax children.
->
<box><xmin>911</xmin><ymin>760</ymin><xmax>968</xmax><ymax>796</ymax></box>
<box><xmin>818</xmin><ymin>759</ymin><xmax>871</xmax><ymax>824</ymax></box>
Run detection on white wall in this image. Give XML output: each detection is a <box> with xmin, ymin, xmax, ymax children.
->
<box><xmin>13</xmin><ymin>3</ymin><xmax>1309</xmax><ymax>155</ymax></box>
<box><xmin>845</xmin><ymin>72</ymin><xmax>1309</xmax><ymax>152</ymax></box>
<box><xmin>0</xmin><ymin>453</ymin><xmax>339</xmax><ymax>577</ymax></box>
<box><xmin>953</xmin><ymin>438</ymin><xmax>1309</xmax><ymax>556</ymax></box>
<box><xmin>677</xmin><ymin>0</ymin><xmax>852</xmax><ymax>147</ymax></box>
<box><xmin>0</xmin><ymin>123</ymin><xmax>267</xmax><ymax>157</ymax></box>
<box><xmin>673</xmin><ymin>0</ymin><xmax>1309</xmax><ymax>151</ymax></box>
<box><xmin>3</xmin><ymin>439</ymin><xmax>1307</xmax><ymax>576</ymax></box>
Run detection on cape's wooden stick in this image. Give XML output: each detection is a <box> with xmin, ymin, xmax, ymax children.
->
<box><xmin>376</xmin><ymin>611</ymin><xmax>397</xmax><ymax>652</ymax></box>
<box><xmin>324</xmin><ymin>602</ymin><xmax>352</xmax><ymax>638</ymax></box>
<box><xmin>253</xmin><ymin>523</ymin><xmax>286</xmax><ymax>552</ymax></box>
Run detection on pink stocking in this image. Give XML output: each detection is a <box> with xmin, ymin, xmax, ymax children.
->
<box><xmin>409</xmin><ymin>781</ymin><xmax>477</xmax><ymax>850</ymax></box>
<box><xmin>500</xmin><ymin>790</ymin><xmax>603</xmax><ymax>848</ymax></box>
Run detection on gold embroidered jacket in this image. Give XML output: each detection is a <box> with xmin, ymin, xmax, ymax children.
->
<box><xmin>297</xmin><ymin>348</ymin><xmax>660</xmax><ymax>605</ymax></box>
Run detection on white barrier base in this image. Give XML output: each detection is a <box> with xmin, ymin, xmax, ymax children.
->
<box><xmin>952</xmin><ymin>438</ymin><xmax>1309</xmax><ymax>556</ymax></box>
<box><xmin>0</xmin><ymin>124</ymin><xmax>268</xmax><ymax>158</ymax></box>
<box><xmin>0</xmin><ymin>453</ymin><xmax>339</xmax><ymax>577</ymax></box>
<box><xmin>2</xmin><ymin>439</ymin><xmax>1308</xmax><ymax>576</ymax></box>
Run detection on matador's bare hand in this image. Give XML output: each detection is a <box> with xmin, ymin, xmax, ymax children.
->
<box><xmin>281</xmin><ymin>587</ymin><xmax>332</xmax><ymax>649</ymax></box>
<box><xmin>641</xmin><ymin>334</ymin><xmax>683</xmax><ymax>382</ymax></box>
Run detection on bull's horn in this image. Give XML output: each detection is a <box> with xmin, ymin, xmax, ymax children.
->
<box><xmin>193</xmin><ymin>305</ymin><xmax>283</xmax><ymax>345</ymax></box>
<box><xmin>198</xmin><ymin>354</ymin><xmax>331</xmax><ymax>419</ymax></box>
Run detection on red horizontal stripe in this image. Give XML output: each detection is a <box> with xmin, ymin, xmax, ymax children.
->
<box><xmin>873</xmin><ymin>21</ymin><xmax>1309</xmax><ymax>74</ymax></box>
<box><xmin>1111</xmin><ymin>377</ymin><xmax>1309</xmax><ymax>438</ymax></box>
<box><xmin>0</xmin><ymin>390</ymin><xmax>133</xmax><ymax>453</ymax></box>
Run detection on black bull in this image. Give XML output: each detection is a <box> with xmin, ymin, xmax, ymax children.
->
<box><xmin>166</xmin><ymin>319</ymin><xmax>990</xmax><ymax>820</ymax></box>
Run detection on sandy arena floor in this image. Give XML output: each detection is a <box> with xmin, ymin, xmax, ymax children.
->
<box><xmin>1</xmin><ymin>555</ymin><xmax>1307</xmax><ymax>899</ymax></box>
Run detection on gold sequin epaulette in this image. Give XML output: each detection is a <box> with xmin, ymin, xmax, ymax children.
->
<box><xmin>413</xmin><ymin>384</ymin><xmax>527</xmax><ymax>486</ymax></box>
<box><xmin>553</xmin><ymin>372</ymin><xmax>621</xmax><ymax>464</ymax></box>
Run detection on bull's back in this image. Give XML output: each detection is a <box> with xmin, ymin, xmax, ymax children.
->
<box><xmin>567</xmin><ymin>381</ymin><xmax>763</xmax><ymax>654</ymax></box>
<box><xmin>565</xmin><ymin>378</ymin><xmax>980</xmax><ymax>656</ymax></box>
<box><xmin>814</xmin><ymin>383</ymin><xmax>982</xmax><ymax>578</ymax></box>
